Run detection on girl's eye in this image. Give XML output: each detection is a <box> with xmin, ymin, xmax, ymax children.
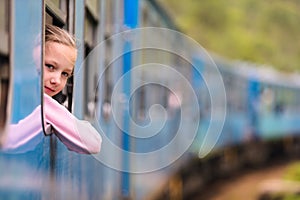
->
<box><xmin>62</xmin><ymin>72</ymin><xmax>70</xmax><ymax>78</ymax></box>
<box><xmin>45</xmin><ymin>64</ymin><xmax>54</xmax><ymax>70</ymax></box>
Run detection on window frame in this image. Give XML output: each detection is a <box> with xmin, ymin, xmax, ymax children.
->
<box><xmin>0</xmin><ymin>0</ymin><xmax>11</xmax><ymax>142</ymax></box>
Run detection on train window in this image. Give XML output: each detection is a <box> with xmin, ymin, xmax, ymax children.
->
<box><xmin>83</xmin><ymin>3</ymin><xmax>99</xmax><ymax>118</ymax></box>
<box><xmin>142</xmin><ymin>6</ymin><xmax>149</xmax><ymax>26</ymax></box>
<box><xmin>0</xmin><ymin>60</ymin><xmax>9</xmax><ymax>137</ymax></box>
<box><xmin>0</xmin><ymin>0</ymin><xmax>9</xmax><ymax>49</ymax></box>
<box><xmin>45</xmin><ymin>0</ymin><xmax>74</xmax><ymax>111</ymax></box>
<box><xmin>0</xmin><ymin>0</ymin><xmax>9</xmax><ymax>138</ymax></box>
<box><xmin>105</xmin><ymin>0</ymin><xmax>113</xmax><ymax>35</ymax></box>
<box><xmin>86</xmin><ymin>0</ymin><xmax>99</xmax><ymax>20</ymax></box>
<box><xmin>84</xmin><ymin>12</ymin><xmax>97</xmax><ymax>48</ymax></box>
<box><xmin>102</xmin><ymin>40</ymin><xmax>113</xmax><ymax>121</ymax></box>
<box><xmin>101</xmin><ymin>0</ymin><xmax>126</xmax><ymax>120</ymax></box>
<box><xmin>45</xmin><ymin>0</ymin><xmax>67</xmax><ymax>26</ymax></box>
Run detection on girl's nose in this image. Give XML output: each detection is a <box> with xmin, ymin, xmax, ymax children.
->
<box><xmin>50</xmin><ymin>73</ymin><xmax>61</xmax><ymax>84</ymax></box>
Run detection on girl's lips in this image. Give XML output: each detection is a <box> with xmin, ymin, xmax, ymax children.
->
<box><xmin>44</xmin><ymin>86</ymin><xmax>55</xmax><ymax>93</ymax></box>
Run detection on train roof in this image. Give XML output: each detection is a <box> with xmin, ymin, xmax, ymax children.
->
<box><xmin>233</xmin><ymin>60</ymin><xmax>300</xmax><ymax>89</ymax></box>
<box><xmin>210</xmin><ymin>54</ymin><xmax>300</xmax><ymax>89</ymax></box>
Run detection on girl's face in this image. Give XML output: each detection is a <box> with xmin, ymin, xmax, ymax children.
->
<box><xmin>44</xmin><ymin>42</ymin><xmax>77</xmax><ymax>97</ymax></box>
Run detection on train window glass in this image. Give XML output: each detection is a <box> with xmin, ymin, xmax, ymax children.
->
<box><xmin>0</xmin><ymin>1</ymin><xmax>5</xmax><ymax>31</ymax></box>
<box><xmin>137</xmin><ymin>86</ymin><xmax>146</xmax><ymax>120</ymax></box>
<box><xmin>142</xmin><ymin>6</ymin><xmax>149</xmax><ymax>26</ymax></box>
<box><xmin>0</xmin><ymin>0</ymin><xmax>9</xmax><ymax>138</ymax></box>
<box><xmin>86</xmin><ymin>0</ymin><xmax>99</xmax><ymax>20</ymax></box>
<box><xmin>0</xmin><ymin>59</ymin><xmax>9</xmax><ymax>138</ymax></box>
<box><xmin>50</xmin><ymin>0</ymin><xmax>60</xmax><ymax>7</ymax></box>
<box><xmin>84</xmin><ymin>13</ymin><xmax>96</xmax><ymax>47</ymax></box>
<box><xmin>0</xmin><ymin>0</ymin><xmax>8</xmax><ymax>55</ymax></box>
<box><xmin>105</xmin><ymin>0</ymin><xmax>113</xmax><ymax>35</ymax></box>
<box><xmin>84</xmin><ymin>45</ymin><xmax>99</xmax><ymax>118</ymax></box>
<box><xmin>45</xmin><ymin>0</ymin><xmax>67</xmax><ymax>26</ymax></box>
<box><xmin>240</xmin><ymin>77</ymin><xmax>248</xmax><ymax>112</ymax></box>
<box><xmin>83</xmin><ymin>6</ymin><xmax>99</xmax><ymax>118</ymax></box>
<box><xmin>102</xmin><ymin>39</ymin><xmax>113</xmax><ymax>120</ymax></box>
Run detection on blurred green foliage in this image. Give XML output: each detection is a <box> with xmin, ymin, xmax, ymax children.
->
<box><xmin>283</xmin><ymin>161</ymin><xmax>300</xmax><ymax>200</ymax></box>
<box><xmin>283</xmin><ymin>194</ymin><xmax>300</xmax><ymax>200</ymax></box>
<box><xmin>157</xmin><ymin>0</ymin><xmax>300</xmax><ymax>72</ymax></box>
<box><xmin>284</xmin><ymin>161</ymin><xmax>300</xmax><ymax>182</ymax></box>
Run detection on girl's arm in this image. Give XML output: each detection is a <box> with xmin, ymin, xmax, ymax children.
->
<box><xmin>44</xmin><ymin>94</ymin><xmax>102</xmax><ymax>154</ymax></box>
<box><xmin>2</xmin><ymin>106</ymin><xmax>44</xmax><ymax>153</ymax></box>
<box><xmin>2</xmin><ymin>95</ymin><xmax>102</xmax><ymax>154</ymax></box>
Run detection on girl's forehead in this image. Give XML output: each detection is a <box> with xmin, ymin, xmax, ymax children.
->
<box><xmin>45</xmin><ymin>41</ymin><xmax>76</xmax><ymax>51</ymax></box>
<box><xmin>45</xmin><ymin>42</ymin><xmax>77</xmax><ymax>69</ymax></box>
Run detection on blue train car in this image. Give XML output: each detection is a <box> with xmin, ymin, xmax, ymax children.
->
<box><xmin>2</xmin><ymin>1</ymin><xmax>300</xmax><ymax>200</ymax></box>
<box><xmin>191</xmin><ymin>54</ymin><xmax>300</xmax><ymax>150</ymax></box>
<box><xmin>0</xmin><ymin>0</ymin><xmax>192</xmax><ymax>199</ymax></box>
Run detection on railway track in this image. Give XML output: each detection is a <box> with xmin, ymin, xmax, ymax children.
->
<box><xmin>195</xmin><ymin>160</ymin><xmax>296</xmax><ymax>200</ymax></box>
<box><xmin>151</xmin><ymin>136</ymin><xmax>300</xmax><ymax>200</ymax></box>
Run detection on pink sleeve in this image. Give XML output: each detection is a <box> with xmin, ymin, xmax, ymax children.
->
<box><xmin>44</xmin><ymin>94</ymin><xmax>102</xmax><ymax>154</ymax></box>
<box><xmin>2</xmin><ymin>106</ymin><xmax>44</xmax><ymax>153</ymax></box>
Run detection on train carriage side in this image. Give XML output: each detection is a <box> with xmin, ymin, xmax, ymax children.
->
<box><xmin>127</xmin><ymin>0</ymin><xmax>196</xmax><ymax>199</ymax></box>
<box><xmin>0</xmin><ymin>0</ymin><xmax>51</xmax><ymax>199</ymax></box>
<box><xmin>253</xmin><ymin>70</ymin><xmax>300</xmax><ymax>140</ymax></box>
<box><xmin>3</xmin><ymin>1</ymin><xmax>300</xmax><ymax>200</ymax></box>
<box><xmin>0</xmin><ymin>1</ymin><xmax>108</xmax><ymax>199</ymax></box>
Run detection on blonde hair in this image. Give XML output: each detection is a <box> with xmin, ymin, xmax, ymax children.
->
<box><xmin>45</xmin><ymin>24</ymin><xmax>77</xmax><ymax>49</ymax></box>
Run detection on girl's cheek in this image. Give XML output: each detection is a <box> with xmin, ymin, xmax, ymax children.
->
<box><xmin>61</xmin><ymin>80</ymin><xmax>68</xmax><ymax>88</ymax></box>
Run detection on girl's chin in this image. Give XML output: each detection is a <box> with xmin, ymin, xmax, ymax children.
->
<box><xmin>44</xmin><ymin>91</ymin><xmax>55</xmax><ymax>97</ymax></box>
